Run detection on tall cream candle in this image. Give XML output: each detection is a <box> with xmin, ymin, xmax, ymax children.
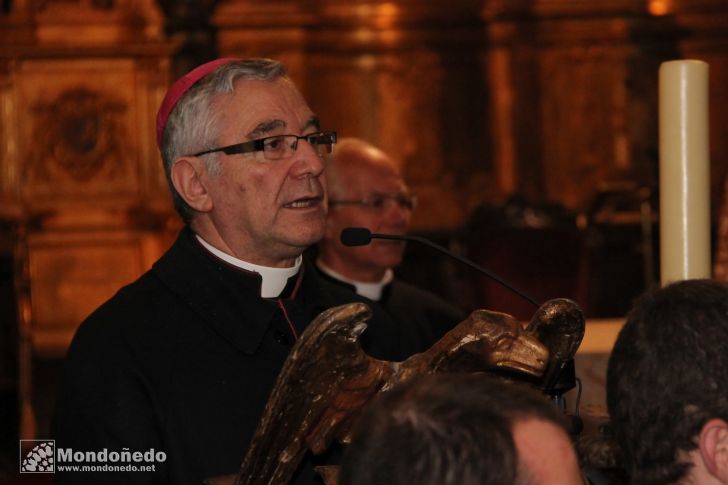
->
<box><xmin>659</xmin><ymin>60</ymin><xmax>711</xmax><ymax>285</ymax></box>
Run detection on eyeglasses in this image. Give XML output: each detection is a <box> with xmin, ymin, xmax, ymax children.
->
<box><xmin>329</xmin><ymin>194</ymin><xmax>418</xmax><ymax>212</ymax></box>
<box><xmin>192</xmin><ymin>131</ymin><xmax>337</xmax><ymax>160</ymax></box>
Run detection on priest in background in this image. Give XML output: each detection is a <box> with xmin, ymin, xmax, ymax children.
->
<box><xmin>316</xmin><ymin>138</ymin><xmax>465</xmax><ymax>355</ymax></box>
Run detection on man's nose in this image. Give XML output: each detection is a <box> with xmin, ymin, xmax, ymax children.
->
<box><xmin>384</xmin><ymin>199</ymin><xmax>411</xmax><ymax>224</ymax></box>
<box><xmin>290</xmin><ymin>140</ymin><xmax>325</xmax><ymax>178</ymax></box>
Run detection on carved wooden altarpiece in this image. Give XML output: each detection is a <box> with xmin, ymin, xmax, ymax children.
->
<box><xmin>0</xmin><ymin>0</ymin><xmax>179</xmax><ymax>438</ymax></box>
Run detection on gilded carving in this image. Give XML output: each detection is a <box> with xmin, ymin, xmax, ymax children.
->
<box><xmin>28</xmin><ymin>87</ymin><xmax>127</xmax><ymax>183</ymax></box>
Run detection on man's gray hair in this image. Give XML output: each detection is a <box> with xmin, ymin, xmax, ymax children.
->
<box><xmin>161</xmin><ymin>58</ymin><xmax>288</xmax><ymax>222</ymax></box>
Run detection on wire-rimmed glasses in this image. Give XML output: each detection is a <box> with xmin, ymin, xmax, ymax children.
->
<box><xmin>329</xmin><ymin>194</ymin><xmax>417</xmax><ymax>212</ymax></box>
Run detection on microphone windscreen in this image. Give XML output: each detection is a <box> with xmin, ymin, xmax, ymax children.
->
<box><xmin>340</xmin><ymin>228</ymin><xmax>372</xmax><ymax>246</ymax></box>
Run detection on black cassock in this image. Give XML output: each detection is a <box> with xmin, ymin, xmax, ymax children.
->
<box><xmin>53</xmin><ymin>228</ymin><xmax>411</xmax><ymax>485</ymax></box>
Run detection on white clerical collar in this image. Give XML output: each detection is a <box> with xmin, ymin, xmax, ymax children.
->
<box><xmin>316</xmin><ymin>260</ymin><xmax>393</xmax><ymax>301</ymax></box>
<box><xmin>196</xmin><ymin>235</ymin><xmax>301</xmax><ymax>298</ymax></box>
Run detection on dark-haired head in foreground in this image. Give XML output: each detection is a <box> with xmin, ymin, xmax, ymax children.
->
<box><xmin>339</xmin><ymin>373</ymin><xmax>583</xmax><ymax>485</ymax></box>
<box><xmin>607</xmin><ymin>279</ymin><xmax>728</xmax><ymax>484</ymax></box>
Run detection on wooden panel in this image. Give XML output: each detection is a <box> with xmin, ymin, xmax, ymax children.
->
<box><xmin>16</xmin><ymin>59</ymin><xmax>140</xmax><ymax>206</ymax></box>
<box><xmin>213</xmin><ymin>0</ymin><xmax>308</xmax><ymax>84</ymax></box>
<box><xmin>678</xmin><ymin>42</ymin><xmax>728</xmax><ymax>220</ymax></box>
<box><xmin>305</xmin><ymin>52</ymin><xmax>470</xmax><ymax>231</ymax></box>
<box><xmin>539</xmin><ymin>45</ymin><xmax>631</xmax><ymax>209</ymax></box>
<box><xmin>25</xmin><ymin>230</ymin><xmax>159</xmax><ymax>356</ymax></box>
<box><xmin>0</xmin><ymin>56</ymin><xmax>21</xmax><ymax>210</ymax></box>
<box><xmin>1</xmin><ymin>0</ymin><xmax>178</xmax><ymax>439</ymax></box>
<box><xmin>218</xmin><ymin>0</ymin><xmax>728</xmax><ymax>232</ymax></box>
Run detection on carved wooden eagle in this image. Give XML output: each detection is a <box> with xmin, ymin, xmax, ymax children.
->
<box><xmin>217</xmin><ymin>299</ymin><xmax>584</xmax><ymax>485</ymax></box>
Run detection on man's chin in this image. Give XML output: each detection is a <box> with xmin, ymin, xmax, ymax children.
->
<box><xmin>371</xmin><ymin>251</ymin><xmax>404</xmax><ymax>269</ymax></box>
<box><xmin>281</xmin><ymin>211</ymin><xmax>326</xmax><ymax>238</ymax></box>
<box><xmin>287</xmin><ymin>226</ymin><xmax>326</xmax><ymax>250</ymax></box>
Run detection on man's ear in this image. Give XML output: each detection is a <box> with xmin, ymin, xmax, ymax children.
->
<box><xmin>170</xmin><ymin>157</ymin><xmax>214</xmax><ymax>213</ymax></box>
<box><xmin>698</xmin><ymin>418</ymin><xmax>728</xmax><ymax>482</ymax></box>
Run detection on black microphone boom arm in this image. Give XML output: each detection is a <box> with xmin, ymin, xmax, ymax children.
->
<box><xmin>340</xmin><ymin>227</ymin><xmax>540</xmax><ymax>308</ymax></box>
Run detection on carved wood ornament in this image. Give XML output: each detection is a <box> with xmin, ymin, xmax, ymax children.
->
<box><xmin>29</xmin><ymin>87</ymin><xmax>127</xmax><ymax>183</ymax></box>
<box><xmin>206</xmin><ymin>298</ymin><xmax>585</xmax><ymax>485</ymax></box>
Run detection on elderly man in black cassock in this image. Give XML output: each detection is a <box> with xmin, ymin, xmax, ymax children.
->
<box><xmin>53</xmin><ymin>58</ymin><xmax>410</xmax><ymax>485</ymax></box>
